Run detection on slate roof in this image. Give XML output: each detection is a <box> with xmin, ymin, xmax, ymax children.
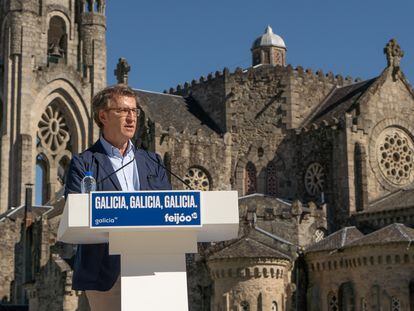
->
<box><xmin>348</xmin><ymin>223</ymin><xmax>414</xmax><ymax>247</ymax></box>
<box><xmin>302</xmin><ymin>78</ymin><xmax>377</xmax><ymax>127</ymax></box>
<box><xmin>306</xmin><ymin>226</ymin><xmax>363</xmax><ymax>253</ymax></box>
<box><xmin>135</xmin><ymin>90</ymin><xmax>222</xmax><ymax>134</ymax></box>
<box><xmin>208</xmin><ymin>236</ymin><xmax>291</xmax><ymax>261</ymax></box>
<box><xmin>367</xmin><ymin>189</ymin><xmax>414</xmax><ymax>212</ymax></box>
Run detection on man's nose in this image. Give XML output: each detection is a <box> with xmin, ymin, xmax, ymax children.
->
<box><xmin>125</xmin><ymin>113</ymin><xmax>136</xmax><ymax>122</ymax></box>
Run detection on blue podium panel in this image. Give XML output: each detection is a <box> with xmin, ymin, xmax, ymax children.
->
<box><xmin>90</xmin><ymin>191</ymin><xmax>201</xmax><ymax>228</ymax></box>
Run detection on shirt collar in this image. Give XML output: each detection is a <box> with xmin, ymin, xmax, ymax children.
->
<box><xmin>100</xmin><ymin>136</ymin><xmax>135</xmax><ymax>158</ymax></box>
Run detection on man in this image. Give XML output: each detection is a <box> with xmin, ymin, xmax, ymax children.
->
<box><xmin>65</xmin><ymin>84</ymin><xmax>172</xmax><ymax>311</ymax></box>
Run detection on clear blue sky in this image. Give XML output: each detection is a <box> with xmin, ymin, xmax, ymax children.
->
<box><xmin>106</xmin><ymin>0</ymin><xmax>414</xmax><ymax>92</ymax></box>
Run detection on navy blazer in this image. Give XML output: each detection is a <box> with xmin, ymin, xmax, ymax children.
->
<box><xmin>65</xmin><ymin>140</ymin><xmax>172</xmax><ymax>291</ymax></box>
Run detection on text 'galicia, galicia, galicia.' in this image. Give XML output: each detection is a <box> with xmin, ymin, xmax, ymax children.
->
<box><xmin>94</xmin><ymin>194</ymin><xmax>198</xmax><ymax>210</ymax></box>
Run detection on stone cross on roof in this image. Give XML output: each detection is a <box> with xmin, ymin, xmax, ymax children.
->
<box><xmin>384</xmin><ymin>38</ymin><xmax>404</xmax><ymax>68</ymax></box>
<box><xmin>114</xmin><ymin>57</ymin><xmax>131</xmax><ymax>84</ymax></box>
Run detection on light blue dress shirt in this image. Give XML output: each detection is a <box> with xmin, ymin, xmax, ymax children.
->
<box><xmin>100</xmin><ymin>136</ymin><xmax>140</xmax><ymax>191</ymax></box>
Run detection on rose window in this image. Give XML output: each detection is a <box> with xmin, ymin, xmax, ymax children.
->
<box><xmin>377</xmin><ymin>128</ymin><xmax>414</xmax><ymax>186</ymax></box>
<box><xmin>38</xmin><ymin>105</ymin><xmax>70</xmax><ymax>154</ymax></box>
<box><xmin>183</xmin><ymin>167</ymin><xmax>210</xmax><ymax>191</ymax></box>
<box><xmin>305</xmin><ymin>163</ymin><xmax>325</xmax><ymax>196</ymax></box>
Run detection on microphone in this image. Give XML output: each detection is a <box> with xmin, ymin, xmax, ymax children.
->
<box><xmin>97</xmin><ymin>143</ymin><xmax>193</xmax><ymax>190</ymax></box>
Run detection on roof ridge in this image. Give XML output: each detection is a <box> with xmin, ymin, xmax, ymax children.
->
<box><xmin>134</xmin><ymin>88</ymin><xmax>184</xmax><ymax>98</ymax></box>
<box><xmin>394</xmin><ymin>223</ymin><xmax>413</xmax><ymax>242</ymax></box>
<box><xmin>340</xmin><ymin>227</ymin><xmax>348</xmax><ymax>248</ymax></box>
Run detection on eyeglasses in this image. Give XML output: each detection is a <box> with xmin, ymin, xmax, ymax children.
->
<box><xmin>105</xmin><ymin>108</ymin><xmax>140</xmax><ymax>117</ymax></box>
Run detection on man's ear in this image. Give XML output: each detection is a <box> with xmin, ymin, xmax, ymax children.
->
<box><xmin>98</xmin><ymin>109</ymin><xmax>108</xmax><ymax>126</ymax></box>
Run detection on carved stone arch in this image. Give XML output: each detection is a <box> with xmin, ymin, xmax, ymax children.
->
<box><xmin>31</xmin><ymin>79</ymin><xmax>89</xmax><ymax>152</ymax></box>
<box><xmin>45</xmin><ymin>10</ymin><xmax>73</xmax><ymax>58</ymax></box>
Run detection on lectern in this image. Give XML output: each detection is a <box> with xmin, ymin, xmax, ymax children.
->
<box><xmin>57</xmin><ymin>190</ymin><xmax>239</xmax><ymax>310</ymax></box>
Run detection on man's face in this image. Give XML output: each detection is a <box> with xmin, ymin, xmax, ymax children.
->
<box><xmin>99</xmin><ymin>95</ymin><xmax>138</xmax><ymax>144</ymax></box>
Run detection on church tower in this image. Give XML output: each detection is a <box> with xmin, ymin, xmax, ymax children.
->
<box><xmin>251</xmin><ymin>26</ymin><xmax>287</xmax><ymax>66</ymax></box>
<box><xmin>0</xmin><ymin>0</ymin><xmax>107</xmax><ymax>213</ymax></box>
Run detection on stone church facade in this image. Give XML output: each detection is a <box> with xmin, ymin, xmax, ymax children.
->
<box><xmin>0</xmin><ymin>1</ymin><xmax>413</xmax><ymax>310</ymax></box>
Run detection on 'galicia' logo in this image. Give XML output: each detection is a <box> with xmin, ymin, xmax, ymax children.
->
<box><xmin>95</xmin><ymin>217</ymin><xmax>117</xmax><ymax>226</ymax></box>
<box><xmin>164</xmin><ymin>213</ymin><xmax>198</xmax><ymax>225</ymax></box>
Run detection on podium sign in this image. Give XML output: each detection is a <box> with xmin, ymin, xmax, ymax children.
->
<box><xmin>90</xmin><ymin>190</ymin><xmax>201</xmax><ymax>228</ymax></box>
<box><xmin>58</xmin><ymin>191</ymin><xmax>239</xmax><ymax>310</ymax></box>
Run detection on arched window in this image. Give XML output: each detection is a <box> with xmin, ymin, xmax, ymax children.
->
<box><xmin>338</xmin><ymin>282</ymin><xmax>355</xmax><ymax>311</ymax></box>
<box><xmin>271</xmin><ymin>301</ymin><xmax>278</xmax><ymax>311</ymax></box>
<box><xmin>47</xmin><ymin>16</ymin><xmax>67</xmax><ymax>62</ymax></box>
<box><xmin>244</xmin><ymin>162</ymin><xmax>257</xmax><ymax>195</ymax></box>
<box><xmin>85</xmin><ymin>0</ymin><xmax>93</xmax><ymax>12</ymax></box>
<box><xmin>266</xmin><ymin>161</ymin><xmax>278</xmax><ymax>196</ymax></box>
<box><xmin>37</xmin><ymin>101</ymin><xmax>73</xmax><ymax>201</ymax></box>
<box><xmin>257</xmin><ymin>293</ymin><xmax>262</xmax><ymax>311</ymax></box>
<box><xmin>35</xmin><ymin>154</ymin><xmax>48</xmax><ymax>205</ymax></box>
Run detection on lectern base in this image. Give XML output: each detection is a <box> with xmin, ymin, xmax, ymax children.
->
<box><xmin>111</xmin><ymin>233</ymin><xmax>194</xmax><ymax>311</ymax></box>
<box><xmin>122</xmin><ymin>272</ymin><xmax>188</xmax><ymax>310</ymax></box>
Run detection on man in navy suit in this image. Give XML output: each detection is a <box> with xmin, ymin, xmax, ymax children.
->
<box><xmin>65</xmin><ymin>84</ymin><xmax>171</xmax><ymax>311</ymax></box>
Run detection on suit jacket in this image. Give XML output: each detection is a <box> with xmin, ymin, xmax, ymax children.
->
<box><xmin>65</xmin><ymin>140</ymin><xmax>172</xmax><ymax>291</ymax></box>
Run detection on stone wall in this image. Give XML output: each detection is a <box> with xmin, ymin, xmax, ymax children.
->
<box><xmin>0</xmin><ymin>218</ymin><xmax>21</xmax><ymax>302</ymax></box>
<box><xmin>208</xmin><ymin>258</ymin><xmax>292</xmax><ymax>311</ymax></box>
<box><xmin>306</xmin><ymin>243</ymin><xmax>414</xmax><ymax>311</ymax></box>
<box><xmin>154</xmin><ymin>125</ymin><xmax>232</xmax><ymax>191</ymax></box>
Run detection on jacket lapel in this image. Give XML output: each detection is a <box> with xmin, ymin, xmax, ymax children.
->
<box><xmin>93</xmin><ymin>141</ymin><xmax>122</xmax><ymax>191</ymax></box>
<box><xmin>135</xmin><ymin>149</ymin><xmax>150</xmax><ymax>190</ymax></box>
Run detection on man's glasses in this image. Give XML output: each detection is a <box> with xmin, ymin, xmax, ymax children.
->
<box><xmin>105</xmin><ymin>108</ymin><xmax>140</xmax><ymax>117</ymax></box>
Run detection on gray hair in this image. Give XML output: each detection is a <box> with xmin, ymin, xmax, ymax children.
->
<box><xmin>92</xmin><ymin>84</ymin><xmax>138</xmax><ymax>128</ymax></box>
